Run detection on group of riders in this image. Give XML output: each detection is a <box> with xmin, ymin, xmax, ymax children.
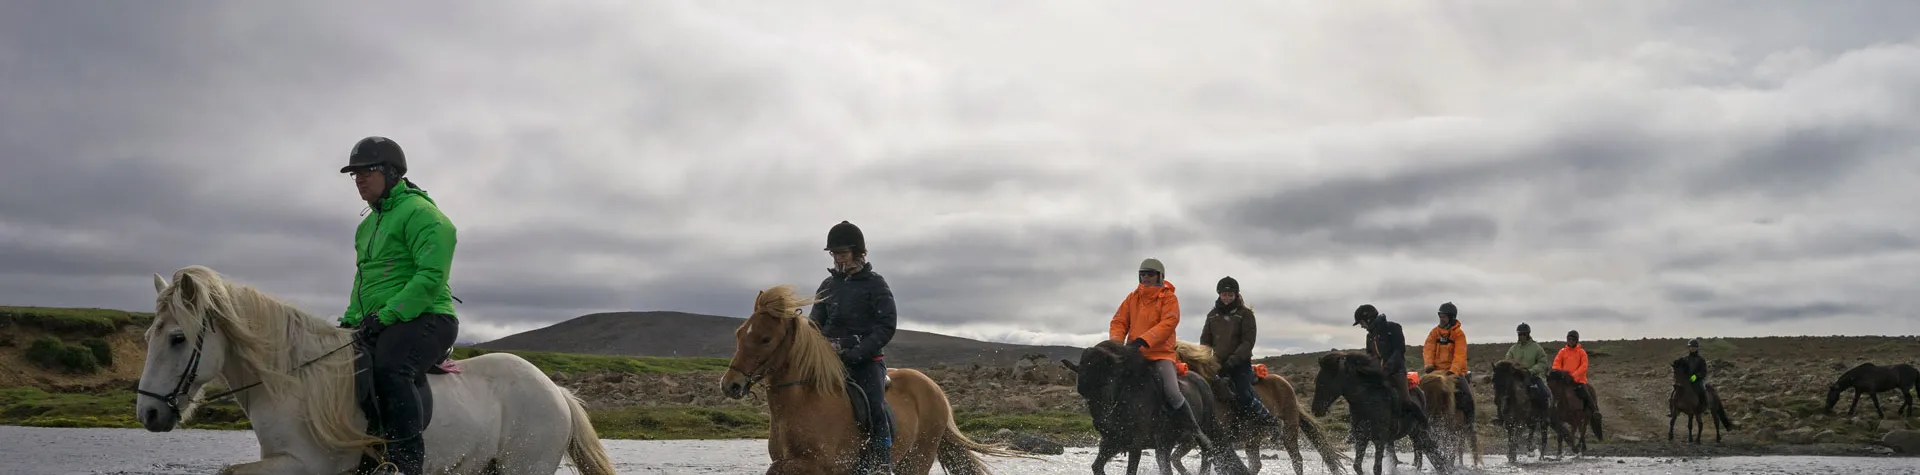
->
<box><xmin>334</xmin><ymin>136</ymin><xmax>1724</xmax><ymax>475</ymax></box>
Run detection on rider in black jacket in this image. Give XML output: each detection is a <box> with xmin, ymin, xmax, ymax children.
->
<box><xmin>810</xmin><ymin>221</ymin><xmax>898</xmax><ymax>475</ymax></box>
<box><xmin>1680</xmin><ymin>338</ymin><xmax>1711</xmax><ymax>412</ymax></box>
<box><xmin>1354</xmin><ymin>304</ymin><xmax>1409</xmax><ymax>400</ymax></box>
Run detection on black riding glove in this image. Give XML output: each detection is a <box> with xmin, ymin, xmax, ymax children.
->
<box><xmin>355</xmin><ymin>313</ymin><xmax>387</xmax><ymax>338</ymax></box>
<box><xmin>1126</xmin><ymin>338</ymin><xmax>1147</xmax><ymax>350</ymax></box>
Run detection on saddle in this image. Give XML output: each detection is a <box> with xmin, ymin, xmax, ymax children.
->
<box><xmin>846</xmin><ymin>374</ymin><xmax>892</xmax><ymax>435</ymax></box>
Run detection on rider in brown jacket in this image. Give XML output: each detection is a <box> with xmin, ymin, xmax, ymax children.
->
<box><xmin>1200</xmin><ymin>276</ymin><xmax>1281</xmax><ymax>429</ymax></box>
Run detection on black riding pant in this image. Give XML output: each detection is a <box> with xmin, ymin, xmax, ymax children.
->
<box><xmin>848</xmin><ymin>358</ymin><xmax>894</xmax><ymax>456</ymax></box>
<box><xmin>361</xmin><ymin>313</ymin><xmax>458</xmax><ymax>473</ymax></box>
<box><xmin>1527</xmin><ymin>376</ymin><xmax>1549</xmax><ymax>406</ymax></box>
<box><xmin>1574</xmin><ymin>382</ymin><xmax>1596</xmax><ymax>412</ymax></box>
<box><xmin>1223</xmin><ymin>361</ymin><xmax>1268</xmax><ymax>416</ymax></box>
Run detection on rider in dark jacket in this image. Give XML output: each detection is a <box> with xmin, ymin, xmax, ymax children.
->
<box><xmin>1680</xmin><ymin>339</ymin><xmax>1711</xmax><ymax>411</ymax></box>
<box><xmin>1200</xmin><ymin>276</ymin><xmax>1281</xmax><ymax>429</ymax></box>
<box><xmin>809</xmin><ymin>221</ymin><xmax>898</xmax><ymax>475</ymax></box>
<box><xmin>1354</xmin><ymin>304</ymin><xmax>1409</xmax><ymax>400</ymax></box>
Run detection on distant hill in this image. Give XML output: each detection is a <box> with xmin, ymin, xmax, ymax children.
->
<box><xmin>475</xmin><ymin>311</ymin><xmax>1086</xmax><ymax>368</ymax></box>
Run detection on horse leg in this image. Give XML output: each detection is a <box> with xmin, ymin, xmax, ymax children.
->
<box><xmin>1871</xmin><ymin>390</ymin><xmax>1886</xmax><ymax>419</ymax></box>
<box><xmin>1243</xmin><ymin>437</ymin><xmax>1261</xmax><ymax>475</ymax></box>
<box><xmin>1668</xmin><ymin>410</ymin><xmax>1676</xmax><ymax>442</ymax></box>
<box><xmin>1279</xmin><ymin>423</ymin><xmax>1305</xmax><ymax>475</ymax></box>
<box><xmin>1352</xmin><ymin>438</ymin><xmax>1369</xmax><ymax>475</ymax></box>
<box><xmin>1848</xmin><ymin>390</ymin><xmax>1862</xmax><ymax>416</ymax></box>
<box><xmin>1171</xmin><ymin>442</ymin><xmax>1194</xmax><ymax>475</ymax></box>
<box><xmin>1091</xmin><ymin>440</ymin><xmax>1120</xmax><ymax>475</ymax></box>
<box><xmin>1127</xmin><ymin>449</ymin><xmax>1143</xmax><ymax>475</ymax></box>
<box><xmin>1156</xmin><ymin>445</ymin><xmax>1178</xmax><ymax>475</ymax></box>
<box><xmin>217</xmin><ymin>456</ymin><xmax>311</xmax><ymax>475</ymax></box>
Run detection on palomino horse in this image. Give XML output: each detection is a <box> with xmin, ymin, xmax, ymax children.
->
<box><xmin>1168</xmin><ymin>344</ymin><xmax>1346</xmax><ymax>475</ymax></box>
<box><xmin>1823</xmin><ymin>362</ymin><xmax>1918</xmax><ymax>419</ymax></box>
<box><xmin>1489</xmin><ymin>360</ymin><xmax>1554</xmax><ymax>462</ymax></box>
<box><xmin>1310</xmin><ymin>351</ymin><xmax>1449</xmax><ymax>475</ymax></box>
<box><xmin>720</xmin><ymin>285</ymin><xmax>1020</xmax><ymax>474</ymax></box>
<box><xmin>1544</xmin><ymin>369</ymin><xmax>1601</xmax><ymax>457</ymax></box>
<box><xmin>1668</xmin><ymin>358</ymin><xmax>1735</xmax><ymax>443</ymax></box>
<box><xmin>1414</xmin><ymin>372</ymin><xmax>1481</xmax><ymax>470</ymax></box>
<box><xmin>134</xmin><ymin>266</ymin><xmax>614</xmax><ymax>475</ymax></box>
<box><xmin>1062</xmin><ymin>340</ymin><xmax>1251</xmax><ymax>475</ymax></box>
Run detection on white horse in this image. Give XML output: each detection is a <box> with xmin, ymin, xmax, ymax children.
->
<box><xmin>135</xmin><ymin>265</ymin><xmax>618</xmax><ymax>475</ymax></box>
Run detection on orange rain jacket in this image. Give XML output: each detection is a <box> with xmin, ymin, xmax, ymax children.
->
<box><xmin>1554</xmin><ymin>343</ymin><xmax>1590</xmax><ymax>384</ymax></box>
<box><xmin>1110</xmin><ymin>280</ymin><xmax>1182</xmax><ymax>362</ymax></box>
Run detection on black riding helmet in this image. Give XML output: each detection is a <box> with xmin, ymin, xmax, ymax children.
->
<box><xmin>1439</xmin><ymin>301</ymin><xmax>1458</xmax><ymax>318</ymax></box>
<box><xmin>1516</xmin><ymin>322</ymin><xmax>1531</xmax><ymax>333</ymax></box>
<box><xmin>1216</xmin><ymin>276</ymin><xmax>1239</xmax><ymax>293</ymax></box>
<box><xmin>1687</xmin><ymin>338</ymin><xmax>1700</xmax><ymax>348</ymax></box>
<box><xmin>825</xmin><ymin>220</ymin><xmax>865</xmax><ymax>252</ymax></box>
<box><xmin>341</xmin><ymin>136</ymin><xmax>407</xmax><ymax>176</ymax></box>
<box><xmin>1353</xmin><ymin>304</ymin><xmax>1379</xmax><ymax>326</ymax></box>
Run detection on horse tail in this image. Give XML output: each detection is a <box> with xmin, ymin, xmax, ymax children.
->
<box><xmin>1469</xmin><ymin>418</ymin><xmax>1483</xmax><ymax>467</ymax></box>
<box><xmin>1712</xmin><ymin>395</ymin><xmax>1736</xmax><ymax>430</ymax></box>
<box><xmin>1589</xmin><ymin>411</ymin><xmax>1605</xmax><ymax>441</ymax></box>
<box><xmin>936</xmin><ymin>414</ymin><xmax>1036</xmax><ymax>475</ymax></box>
<box><xmin>561</xmin><ymin>390</ymin><xmax>617</xmax><ymax>475</ymax></box>
<box><xmin>1294</xmin><ymin>408</ymin><xmax>1351</xmax><ymax>473</ymax></box>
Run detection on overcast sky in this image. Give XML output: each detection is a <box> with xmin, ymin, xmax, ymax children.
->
<box><xmin>4</xmin><ymin>1</ymin><xmax>1918</xmax><ymax>356</ymax></box>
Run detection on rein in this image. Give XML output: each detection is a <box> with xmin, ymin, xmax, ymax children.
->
<box><xmin>135</xmin><ymin>318</ymin><xmax>358</xmax><ymax>418</ymax></box>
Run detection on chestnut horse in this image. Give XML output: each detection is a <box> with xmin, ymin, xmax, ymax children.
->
<box><xmin>1414</xmin><ymin>372</ymin><xmax>1481</xmax><ymax>470</ymax></box>
<box><xmin>720</xmin><ymin>285</ymin><xmax>1023</xmax><ymax>474</ymax></box>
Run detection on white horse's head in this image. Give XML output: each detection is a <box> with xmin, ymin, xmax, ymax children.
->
<box><xmin>136</xmin><ymin>267</ymin><xmax>236</xmax><ymax>432</ymax></box>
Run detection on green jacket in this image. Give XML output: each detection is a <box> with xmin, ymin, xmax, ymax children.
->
<box><xmin>342</xmin><ymin>180</ymin><xmax>458</xmax><ymax>326</ymax></box>
<box><xmin>1504</xmin><ymin>339</ymin><xmax>1550</xmax><ymax>378</ymax></box>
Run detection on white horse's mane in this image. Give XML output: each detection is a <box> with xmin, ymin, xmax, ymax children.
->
<box><xmin>152</xmin><ymin>265</ymin><xmax>379</xmax><ymax>450</ymax></box>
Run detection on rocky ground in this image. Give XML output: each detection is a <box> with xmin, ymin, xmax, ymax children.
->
<box><xmin>560</xmin><ymin>335</ymin><xmax>1920</xmax><ymax>456</ymax></box>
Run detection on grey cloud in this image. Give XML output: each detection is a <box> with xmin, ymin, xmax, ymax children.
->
<box><xmin>1700</xmin><ymin>302</ymin><xmax>1873</xmax><ymax>324</ymax></box>
<box><xmin>4</xmin><ymin>2</ymin><xmax>1920</xmax><ymax>348</ymax></box>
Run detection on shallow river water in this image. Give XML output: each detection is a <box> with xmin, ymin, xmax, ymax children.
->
<box><xmin>3</xmin><ymin>426</ymin><xmax>1914</xmax><ymax>474</ymax></box>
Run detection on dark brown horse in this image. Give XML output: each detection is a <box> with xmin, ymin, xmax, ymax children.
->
<box><xmin>1544</xmin><ymin>369</ymin><xmax>1601</xmax><ymax>457</ymax></box>
<box><xmin>1823</xmin><ymin>362</ymin><xmax>1918</xmax><ymax>419</ymax></box>
<box><xmin>1489</xmin><ymin>360</ymin><xmax>1555</xmax><ymax>462</ymax></box>
<box><xmin>1310</xmin><ymin>351</ymin><xmax>1450</xmax><ymax>475</ymax></box>
<box><xmin>1668</xmin><ymin>358</ymin><xmax>1734</xmax><ymax>444</ymax></box>
<box><xmin>1062</xmin><ymin>340</ymin><xmax>1251</xmax><ymax>475</ymax></box>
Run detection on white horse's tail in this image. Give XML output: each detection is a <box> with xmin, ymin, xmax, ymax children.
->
<box><xmin>563</xmin><ymin>390</ymin><xmax>617</xmax><ymax>475</ymax></box>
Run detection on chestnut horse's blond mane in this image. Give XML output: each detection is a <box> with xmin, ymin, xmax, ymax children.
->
<box><xmin>752</xmin><ymin>285</ymin><xmax>846</xmax><ymax>398</ymax></box>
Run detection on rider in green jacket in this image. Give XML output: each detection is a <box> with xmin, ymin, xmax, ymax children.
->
<box><xmin>339</xmin><ymin>136</ymin><xmax>460</xmax><ymax>475</ymax></box>
<box><xmin>1497</xmin><ymin>322</ymin><xmax>1550</xmax><ymax>423</ymax></box>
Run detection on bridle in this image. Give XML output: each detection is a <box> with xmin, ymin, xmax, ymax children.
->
<box><xmin>135</xmin><ymin>315</ymin><xmax>357</xmax><ymax>419</ymax></box>
<box><xmin>728</xmin><ymin>313</ymin><xmax>808</xmax><ymax>392</ymax></box>
<box><xmin>135</xmin><ymin>318</ymin><xmax>215</xmax><ymax>418</ymax></box>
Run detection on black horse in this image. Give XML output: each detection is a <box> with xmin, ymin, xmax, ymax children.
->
<box><xmin>1063</xmin><ymin>340</ymin><xmax>1251</xmax><ymax>475</ymax></box>
<box><xmin>1489</xmin><ymin>360</ymin><xmax>1556</xmax><ymax>463</ymax></box>
<box><xmin>1824</xmin><ymin>362</ymin><xmax>1919</xmax><ymax>419</ymax></box>
<box><xmin>1310</xmin><ymin>350</ymin><xmax>1450</xmax><ymax>475</ymax></box>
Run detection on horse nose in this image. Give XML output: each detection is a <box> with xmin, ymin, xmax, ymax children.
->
<box><xmin>140</xmin><ymin>407</ymin><xmax>154</xmax><ymax>424</ymax></box>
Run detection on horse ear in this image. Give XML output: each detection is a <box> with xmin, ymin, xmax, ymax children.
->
<box><xmin>1061</xmin><ymin>360</ymin><xmax>1079</xmax><ymax>374</ymax></box>
<box><xmin>153</xmin><ymin>273</ymin><xmax>169</xmax><ymax>294</ymax></box>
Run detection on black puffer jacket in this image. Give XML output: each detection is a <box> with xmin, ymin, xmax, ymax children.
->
<box><xmin>809</xmin><ymin>262</ymin><xmax>898</xmax><ymax>363</ymax></box>
<box><xmin>1366</xmin><ymin>314</ymin><xmax>1408</xmax><ymax>375</ymax></box>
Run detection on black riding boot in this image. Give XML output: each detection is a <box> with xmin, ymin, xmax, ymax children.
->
<box><xmin>1172</xmin><ymin>400</ymin><xmax>1214</xmax><ymax>447</ymax></box>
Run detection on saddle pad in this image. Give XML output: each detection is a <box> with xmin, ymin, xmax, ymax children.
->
<box><xmin>427</xmin><ymin>358</ymin><xmax>461</xmax><ymax>375</ymax></box>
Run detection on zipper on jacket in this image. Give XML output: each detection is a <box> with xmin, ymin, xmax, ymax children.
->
<box><xmin>351</xmin><ymin>206</ymin><xmax>387</xmax><ymax>325</ymax></box>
